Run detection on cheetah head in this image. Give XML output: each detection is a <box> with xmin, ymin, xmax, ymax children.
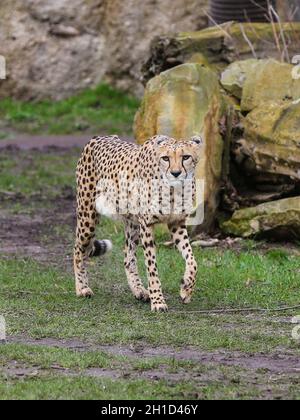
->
<box><xmin>153</xmin><ymin>135</ymin><xmax>203</xmax><ymax>185</ymax></box>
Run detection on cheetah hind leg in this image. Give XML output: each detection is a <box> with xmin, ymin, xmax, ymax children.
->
<box><xmin>87</xmin><ymin>239</ymin><xmax>113</xmax><ymax>295</ymax></box>
<box><xmin>169</xmin><ymin>223</ymin><xmax>197</xmax><ymax>304</ymax></box>
<box><xmin>124</xmin><ymin>222</ymin><xmax>150</xmax><ymax>303</ymax></box>
<box><xmin>74</xmin><ymin>212</ymin><xmax>112</xmax><ymax>298</ymax></box>
<box><xmin>74</xmin><ymin>230</ymin><xmax>113</xmax><ymax>299</ymax></box>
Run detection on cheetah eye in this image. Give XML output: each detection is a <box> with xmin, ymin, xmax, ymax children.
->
<box><xmin>182</xmin><ymin>155</ymin><xmax>192</xmax><ymax>161</ymax></box>
<box><xmin>161</xmin><ymin>156</ymin><xmax>170</xmax><ymax>162</ymax></box>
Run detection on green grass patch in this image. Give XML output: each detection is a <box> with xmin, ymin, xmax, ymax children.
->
<box><xmin>0</xmin><ymin>344</ymin><xmax>115</xmax><ymax>371</ymax></box>
<box><xmin>0</xmin><ymin>353</ymin><xmax>299</xmax><ymax>400</ymax></box>
<box><xmin>0</xmin><ymin>83</ymin><xmax>140</xmax><ymax>136</ymax></box>
<box><xmin>1</xmin><ymin>243</ymin><xmax>299</xmax><ymax>353</ymax></box>
<box><xmin>0</xmin><ymin>149</ymin><xmax>78</xmax><ymax>196</ymax></box>
<box><xmin>0</xmin><ymin>374</ymin><xmax>197</xmax><ymax>400</ymax></box>
<box><xmin>1</xmin><ymin>344</ymin><xmax>299</xmax><ymax>400</ymax></box>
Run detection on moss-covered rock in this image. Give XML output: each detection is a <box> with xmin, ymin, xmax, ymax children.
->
<box><xmin>221</xmin><ymin>59</ymin><xmax>260</xmax><ymax>99</ymax></box>
<box><xmin>142</xmin><ymin>22</ymin><xmax>300</xmax><ymax>84</ymax></box>
<box><xmin>237</xmin><ymin>101</ymin><xmax>300</xmax><ymax>181</ymax></box>
<box><xmin>134</xmin><ymin>63</ymin><xmax>225</xmax><ymax>232</ymax></box>
<box><xmin>221</xmin><ymin>197</ymin><xmax>300</xmax><ymax>238</ymax></box>
<box><xmin>221</xmin><ymin>58</ymin><xmax>300</xmax><ymax>110</ymax></box>
<box><xmin>241</xmin><ymin>59</ymin><xmax>300</xmax><ymax>112</ymax></box>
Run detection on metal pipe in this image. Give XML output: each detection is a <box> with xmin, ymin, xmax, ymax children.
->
<box><xmin>209</xmin><ymin>0</ymin><xmax>276</xmax><ymax>24</ymax></box>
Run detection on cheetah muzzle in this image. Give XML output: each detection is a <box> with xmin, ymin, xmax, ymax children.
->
<box><xmin>74</xmin><ymin>135</ymin><xmax>203</xmax><ymax>312</ymax></box>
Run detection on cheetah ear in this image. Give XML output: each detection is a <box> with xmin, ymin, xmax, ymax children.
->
<box><xmin>154</xmin><ymin>135</ymin><xmax>169</xmax><ymax>145</ymax></box>
<box><xmin>191</xmin><ymin>135</ymin><xmax>204</xmax><ymax>146</ymax></box>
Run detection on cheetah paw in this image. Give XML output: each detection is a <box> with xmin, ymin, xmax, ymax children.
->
<box><xmin>134</xmin><ymin>288</ymin><xmax>150</xmax><ymax>302</ymax></box>
<box><xmin>76</xmin><ymin>287</ymin><xmax>94</xmax><ymax>298</ymax></box>
<box><xmin>180</xmin><ymin>288</ymin><xmax>192</xmax><ymax>304</ymax></box>
<box><xmin>151</xmin><ymin>302</ymin><xmax>168</xmax><ymax>313</ymax></box>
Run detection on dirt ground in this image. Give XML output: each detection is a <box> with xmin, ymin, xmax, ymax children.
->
<box><xmin>7</xmin><ymin>335</ymin><xmax>300</xmax><ymax>375</ymax></box>
<box><xmin>0</xmin><ymin>194</ymin><xmax>75</xmax><ymax>266</ymax></box>
<box><xmin>0</xmin><ymin>134</ymin><xmax>133</xmax><ymax>150</ymax></box>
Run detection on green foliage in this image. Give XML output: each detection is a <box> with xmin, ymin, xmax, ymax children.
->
<box><xmin>0</xmin><ymin>84</ymin><xmax>140</xmax><ymax>136</ymax></box>
<box><xmin>1</xmin><ymin>249</ymin><xmax>299</xmax><ymax>351</ymax></box>
<box><xmin>0</xmin><ymin>150</ymin><xmax>78</xmax><ymax>195</ymax></box>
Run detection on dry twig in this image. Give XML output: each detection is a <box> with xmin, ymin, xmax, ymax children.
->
<box><xmin>239</xmin><ymin>23</ymin><xmax>258</xmax><ymax>59</ymax></box>
<box><xmin>203</xmin><ymin>11</ymin><xmax>234</xmax><ymax>40</ymax></box>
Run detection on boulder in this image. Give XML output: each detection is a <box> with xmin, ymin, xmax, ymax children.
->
<box><xmin>235</xmin><ymin>101</ymin><xmax>300</xmax><ymax>182</ymax></box>
<box><xmin>0</xmin><ymin>0</ymin><xmax>209</xmax><ymax>100</ymax></box>
<box><xmin>241</xmin><ymin>60</ymin><xmax>300</xmax><ymax>112</ymax></box>
<box><xmin>142</xmin><ymin>22</ymin><xmax>300</xmax><ymax>84</ymax></box>
<box><xmin>220</xmin><ymin>59</ymin><xmax>260</xmax><ymax>99</ymax></box>
<box><xmin>134</xmin><ymin>63</ymin><xmax>225</xmax><ymax>232</ymax></box>
<box><xmin>220</xmin><ymin>58</ymin><xmax>261</xmax><ymax>100</ymax></box>
<box><xmin>221</xmin><ymin>197</ymin><xmax>300</xmax><ymax>239</ymax></box>
<box><xmin>221</xmin><ymin>58</ymin><xmax>300</xmax><ymax>110</ymax></box>
<box><xmin>0</xmin><ymin>0</ymin><xmax>107</xmax><ymax>101</ymax></box>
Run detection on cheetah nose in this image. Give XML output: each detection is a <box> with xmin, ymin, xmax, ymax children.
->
<box><xmin>171</xmin><ymin>171</ymin><xmax>182</xmax><ymax>178</ymax></box>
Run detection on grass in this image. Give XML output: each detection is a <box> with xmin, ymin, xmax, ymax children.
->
<box><xmin>0</xmin><ymin>148</ymin><xmax>300</xmax><ymax>399</ymax></box>
<box><xmin>1</xmin><ymin>245</ymin><xmax>299</xmax><ymax>352</ymax></box>
<box><xmin>0</xmin><ymin>376</ymin><xmax>198</xmax><ymax>400</ymax></box>
<box><xmin>1</xmin><ymin>343</ymin><xmax>299</xmax><ymax>400</ymax></box>
<box><xmin>0</xmin><ymin>149</ymin><xmax>79</xmax><ymax>196</ymax></box>
<box><xmin>0</xmin><ymin>372</ymin><xmax>266</xmax><ymax>400</ymax></box>
<box><xmin>0</xmin><ymin>83</ymin><xmax>140</xmax><ymax>137</ymax></box>
<box><xmin>0</xmin><ymin>343</ymin><xmax>116</xmax><ymax>371</ymax></box>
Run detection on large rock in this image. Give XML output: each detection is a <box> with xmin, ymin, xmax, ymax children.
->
<box><xmin>222</xmin><ymin>197</ymin><xmax>300</xmax><ymax>238</ymax></box>
<box><xmin>235</xmin><ymin>101</ymin><xmax>300</xmax><ymax>182</ymax></box>
<box><xmin>220</xmin><ymin>59</ymin><xmax>260</xmax><ymax>100</ymax></box>
<box><xmin>142</xmin><ymin>22</ymin><xmax>300</xmax><ymax>84</ymax></box>
<box><xmin>134</xmin><ymin>63</ymin><xmax>225</xmax><ymax>232</ymax></box>
<box><xmin>0</xmin><ymin>0</ymin><xmax>107</xmax><ymax>101</ymax></box>
<box><xmin>241</xmin><ymin>60</ymin><xmax>300</xmax><ymax>112</ymax></box>
<box><xmin>221</xmin><ymin>59</ymin><xmax>300</xmax><ymax>111</ymax></box>
<box><xmin>0</xmin><ymin>0</ymin><xmax>209</xmax><ymax>100</ymax></box>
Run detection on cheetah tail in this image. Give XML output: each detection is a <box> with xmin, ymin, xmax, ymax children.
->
<box><xmin>89</xmin><ymin>240</ymin><xmax>113</xmax><ymax>257</ymax></box>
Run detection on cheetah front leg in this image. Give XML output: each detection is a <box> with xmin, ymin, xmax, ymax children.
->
<box><xmin>140</xmin><ymin>222</ymin><xmax>168</xmax><ymax>312</ymax></box>
<box><xmin>124</xmin><ymin>221</ymin><xmax>150</xmax><ymax>302</ymax></box>
<box><xmin>169</xmin><ymin>223</ymin><xmax>198</xmax><ymax>304</ymax></box>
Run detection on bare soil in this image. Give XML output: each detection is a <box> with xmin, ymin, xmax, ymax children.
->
<box><xmin>0</xmin><ymin>135</ymin><xmax>133</xmax><ymax>150</ymax></box>
<box><xmin>0</xmin><ymin>195</ymin><xmax>76</xmax><ymax>266</ymax></box>
<box><xmin>4</xmin><ymin>336</ymin><xmax>300</xmax><ymax>400</ymax></box>
<box><xmin>7</xmin><ymin>335</ymin><xmax>300</xmax><ymax>375</ymax></box>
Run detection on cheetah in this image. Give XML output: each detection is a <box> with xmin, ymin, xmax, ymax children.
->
<box><xmin>74</xmin><ymin>135</ymin><xmax>203</xmax><ymax>312</ymax></box>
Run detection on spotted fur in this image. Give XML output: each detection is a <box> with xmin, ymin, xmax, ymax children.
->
<box><xmin>74</xmin><ymin>135</ymin><xmax>202</xmax><ymax>312</ymax></box>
